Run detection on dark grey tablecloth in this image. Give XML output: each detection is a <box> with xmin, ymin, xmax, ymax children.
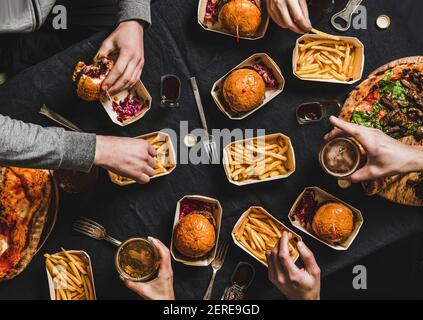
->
<box><xmin>0</xmin><ymin>0</ymin><xmax>423</xmax><ymax>300</ymax></box>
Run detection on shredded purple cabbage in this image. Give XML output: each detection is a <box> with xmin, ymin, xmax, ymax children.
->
<box><xmin>112</xmin><ymin>94</ymin><xmax>147</xmax><ymax>123</ymax></box>
<box><xmin>253</xmin><ymin>63</ymin><xmax>279</xmax><ymax>89</ymax></box>
<box><xmin>179</xmin><ymin>199</ymin><xmax>213</xmax><ymax>219</ymax></box>
<box><xmin>205</xmin><ymin>0</ymin><xmax>219</xmax><ymax>24</ymax></box>
<box><xmin>205</xmin><ymin>0</ymin><xmax>261</xmax><ymax>24</ymax></box>
<box><xmin>86</xmin><ymin>60</ymin><xmax>109</xmax><ymax>79</ymax></box>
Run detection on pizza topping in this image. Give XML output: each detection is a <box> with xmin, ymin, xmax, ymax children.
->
<box><xmin>352</xmin><ymin>68</ymin><xmax>423</xmax><ymax>139</ymax></box>
<box><xmin>378</xmin><ymin>70</ymin><xmax>408</xmax><ymax>102</ymax></box>
<box><xmin>351</xmin><ymin>102</ymin><xmax>383</xmax><ymax>130</ymax></box>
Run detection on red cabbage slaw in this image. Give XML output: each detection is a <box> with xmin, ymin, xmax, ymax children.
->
<box><xmin>205</xmin><ymin>0</ymin><xmax>220</xmax><ymax>24</ymax></box>
<box><xmin>205</xmin><ymin>0</ymin><xmax>260</xmax><ymax>24</ymax></box>
<box><xmin>85</xmin><ymin>60</ymin><xmax>109</xmax><ymax>79</ymax></box>
<box><xmin>252</xmin><ymin>63</ymin><xmax>279</xmax><ymax>89</ymax></box>
<box><xmin>112</xmin><ymin>93</ymin><xmax>148</xmax><ymax>123</ymax></box>
<box><xmin>179</xmin><ymin>198</ymin><xmax>213</xmax><ymax>219</ymax></box>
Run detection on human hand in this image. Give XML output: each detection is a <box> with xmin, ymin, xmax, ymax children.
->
<box><xmin>325</xmin><ymin>116</ymin><xmax>423</xmax><ymax>182</ymax></box>
<box><xmin>121</xmin><ymin>237</ymin><xmax>175</xmax><ymax>300</ymax></box>
<box><xmin>97</xmin><ymin>20</ymin><xmax>145</xmax><ymax>95</ymax></box>
<box><xmin>266</xmin><ymin>0</ymin><xmax>312</xmax><ymax>34</ymax></box>
<box><xmin>266</xmin><ymin>231</ymin><xmax>320</xmax><ymax>300</ymax></box>
<box><xmin>94</xmin><ymin>135</ymin><xmax>156</xmax><ymax>184</ymax></box>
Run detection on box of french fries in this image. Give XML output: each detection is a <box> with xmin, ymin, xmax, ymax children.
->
<box><xmin>100</xmin><ymin>80</ymin><xmax>152</xmax><ymax>127</ymax></box>
<box><xmin>170</xmin><ymin>195</ymin><xmax>222</xmax><ymax>267</ymax></box>
<box><xmin>232</xmin><ymin>207</ymin><xmax>301</xmax><ymax>267</ymax></box>
<box><xmin>288</xmin><ymin>187</ymin><xmax>364</xmax><ymax>250</ymax></box>
<box><xmin>211</xmin><ymin>53</ymin><xmax>285</xmax><ymax>120</ymax></box>
<box><xmin>45</xmin><ymin>249</ymin><xmax>96</xmax><ymax>300</ymax></box>
<box><xmin>197</xmin><ymin>0</ymin><xmax>270</xmax><ymax>40</ymax></box>
<box><xmin>292</xmin><ymin>33</ymin><xmax>364</xmax><ymax>84</ymax></box>
<box><xmin>108</xmin><ymin>131</ymin><xmax>176</xmax><ymax>186</ymax></box>
<box><xmin>223</xmin><ymin>133</ymin><xmax>295</xmax><ymax>186</ymax></box>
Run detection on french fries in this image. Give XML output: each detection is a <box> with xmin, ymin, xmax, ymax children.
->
<box><xmin>225</xmin><ymin>135</ymin><xmax>293</xmax><ymax>183</ymax></box>
<box><xmin>45</xmin><ymin>249</ymin><xmax>96</xmax><ymax>300</ymax></box>
<box><xmin>233</xmin><ymin>208</ymin><xmax>299</xmax><ymax>265</ymax></box>
<box><xmin>109</xmin><ymin>132</ymin><xmax>176</xmax><ymax>185</ymax></box>
<box><xmin>295</xmin><ymin>31</ymin><xmax>358</xmax><ymax>82</ymax></box>
<box><xmin>143</xmin><ymin>133</ymin><xmax>176</xmax><ymax>175</ymax></box>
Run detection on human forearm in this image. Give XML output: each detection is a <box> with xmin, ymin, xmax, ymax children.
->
<box><xmin>118</xmin><ymin>0</ymin><xmax>151</xmax><ymax>26</ymax></box>
<box><xmin>0</xmin><ymin>115</ymin><xmax>96</xmax><ymax>172</ymax></box>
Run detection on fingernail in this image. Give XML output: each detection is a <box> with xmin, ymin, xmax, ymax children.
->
<box><xmin>297</xmin><ymin>241</ymin><xmax>304</xmax><ymax>249</ymax></box>
<box><xmin>148</xmin><ymin>236</ymin><xmax>156</xmax><ymax>243</ymax></box>
<box><xmin>119</xmin><ymin>275</ymin><xmax>125</xmax><ymax>281</ymax></box>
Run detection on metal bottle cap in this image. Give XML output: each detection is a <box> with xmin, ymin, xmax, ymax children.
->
<box><xmin>338</xmin><ymin>178</ymin><xmax>352</xmax><ymax>189</ymax></box>
<box><xmin>183</xmin><ymin>134</ymin><xmax>197</xmax><ymax>148</ymax></box>
<box><xmin>376</xmin><ymin>15</ymin><xmax>391</xmax><ymax>29</ymax></box>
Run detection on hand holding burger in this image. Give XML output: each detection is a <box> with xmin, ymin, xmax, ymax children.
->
<box><xmin>266</xmin><ymin>0</ymin><xmax>312</xmax><ymax>34</ymax></box>
<box><xmin>97</xmin><ymin>20</ymin><xmax>146</xmax><ymax>95</ymax></box>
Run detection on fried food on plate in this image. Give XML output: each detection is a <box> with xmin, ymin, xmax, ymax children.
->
<box><xmin>0</xmin><ymin>167</ymin><xmax>51</xmax><ymax>281</ymax></box>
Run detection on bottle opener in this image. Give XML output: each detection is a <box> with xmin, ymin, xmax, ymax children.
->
<box><xmin>331</xmin><ymin>0</ymin><xmax>363</xmax><ymax>32</ymax></box>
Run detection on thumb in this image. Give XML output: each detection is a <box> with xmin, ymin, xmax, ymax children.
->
<box><xmin>297</xmin><ymin>241</ymin><xmax>320</xmax><ymax>276</ymax></box>
<box><xmin>96</xmin><ymin>39</ymin><xmax>115</xmax><ymax>59</ymax></box>
<box><xmin>348</xmin><ymin>165</ymin><xmax>374</xmax><ymax>183</ymax></box>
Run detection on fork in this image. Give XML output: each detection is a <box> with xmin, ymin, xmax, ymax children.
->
<box><xmin>39</xmin><ymin>104</ymin><xmax>83</xmax><ymax>133</ymax></box>
<box><xmin>189</xmin><ymin>77</ymin><xmax>220</xmax><ymax>164</ymax></box>
<box><xmin>73</xmin><ymin>217</ymin><xmax>122</xmax><ymax>247</ymax></box>
<box><xmin>203</xmin><ymin>241</ymin><xmax>229</xmax><ymax>300</ymax></box>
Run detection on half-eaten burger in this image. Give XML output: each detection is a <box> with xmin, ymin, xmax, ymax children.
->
<box><xmin>72</xmin><ymin>56</ymin><xmax>114</xmax><ymax>101</ymax></box>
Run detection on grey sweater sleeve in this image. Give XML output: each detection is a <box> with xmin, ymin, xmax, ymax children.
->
<box><xmin>117</xmin><ymin>0</ymin><xmax>152</xmax><ymax>26</ymax></box>
<box><xmin>0</xmin><ymin>114</ymin><xmax>96</xmax><ymax>172</ymax></box>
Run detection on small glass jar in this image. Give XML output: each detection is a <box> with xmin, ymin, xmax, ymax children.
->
<box><xmin>115</xmin><ymin>238</ymin><xmax>160</xmax><ymax>282</ymax></box>
<box><xmin>160</xmin><ymin>74</ymin><xmax>181</xmax><ymax>107</ymax></box>
<box><xmin>221</xmin><ymin>262</ymin><xmax>255</xmax><ymax>300</ymax></box>
<box><xmin>55</xmin><ymin>166</ymin><xmax>98</xmax><ymax>193</ymax></box>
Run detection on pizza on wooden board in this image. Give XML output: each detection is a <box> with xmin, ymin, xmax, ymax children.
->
<box><xmin>340</xmin><ymin>60</ymin><xmax>423</xmax><ymax>206</ymax></box>
<box><xmin>0</xmin><ymin>167</ymin><xmax>51</xmax><ymax>281</ymax></box>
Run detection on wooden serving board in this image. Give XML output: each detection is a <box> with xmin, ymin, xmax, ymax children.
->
<box><xmin>341</xmin><ymin>56</ymin><xmax>423</xmax><ymax>206</ymax></box>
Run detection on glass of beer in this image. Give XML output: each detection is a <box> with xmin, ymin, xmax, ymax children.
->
<box><xmin>319</xmin><ymin>137</ymin><xmax>362</xmax><ymax>178</ymax></box>
<box><xmin>115</xmin><ymin>238</ymin><xmax>160</xmax><ymax>282</ymax></box>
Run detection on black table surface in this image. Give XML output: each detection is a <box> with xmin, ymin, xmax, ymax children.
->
<box><xmin>1</xmin><ymin>0</ymin><xmax>423</xmax><ymax>300</ymax></box>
